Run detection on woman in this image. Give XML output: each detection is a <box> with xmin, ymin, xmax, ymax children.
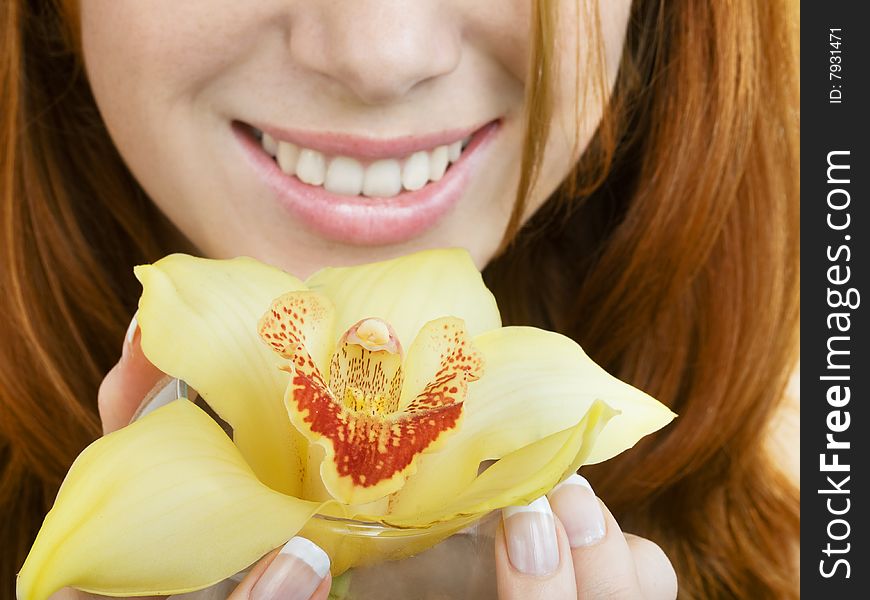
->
<box><xmin>0</xmin><ymin>0</ymin><xmax>799</xmax><ymax>598</ymax></box>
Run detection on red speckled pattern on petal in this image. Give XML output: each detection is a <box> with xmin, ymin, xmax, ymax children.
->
<box><xmin>404</xmin><ymin>319</ymin><xmax>483</xmax><ymax>414</ymax></box>
<box><xmin>286</xmin><ymin>318</ymin><xmax>484</xmax><ymax>505</ymax></box>
<box><xmin>292</xmin><ymin>371</ymin><xmax>463</xmax><ymax>494</ymax></box>
<box><xmin>258</xmin><ymin>291</ymin><xmax>334</xmax><ymax>377</ymax></box>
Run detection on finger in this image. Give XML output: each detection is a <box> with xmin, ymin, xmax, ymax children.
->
<box><xmin>229</xmin><ymin>537</ymin><xmax>332</xmax><ymax>600</ymax></box>
<box><xmin>495</xmin><ymin>497</ymin><xmax>578</xmax><ymax>600</ymax></box>
<box><xmin>97</xmin><ymin>315</ymin><xmax>165</xmax><ymax>434</ymax></box>
<box><xmin>625</xmin><ymin>534</ymin><xmax>678</xmax><ymax>600</ymax></box>
<box><xmin>548</xmin><ymin>474</ymin><xmax>642</xmax><ymax>599</ymax></box>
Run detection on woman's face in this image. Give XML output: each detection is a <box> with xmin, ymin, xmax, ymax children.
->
<box><xmin>80</xmin><ymin>0</ymin><xmax>630</xmax><ymax>277</ymax></box>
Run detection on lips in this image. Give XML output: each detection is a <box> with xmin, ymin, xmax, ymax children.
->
<box><xmin>234</xmin><ymin>120</ymin><xmax>500</xmax><ymax>246</ymax></box>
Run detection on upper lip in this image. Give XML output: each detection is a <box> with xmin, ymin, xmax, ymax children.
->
<box><xmin>248</xmin><ymin>121</ymin><xmax>490</xmax><ymax>160</ymax></box>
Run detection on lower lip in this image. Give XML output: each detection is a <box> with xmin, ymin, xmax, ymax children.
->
<box><xmin>234</xmin><ymin>121</ymin><xmax>500</xmax><ymax>246</ymax></box>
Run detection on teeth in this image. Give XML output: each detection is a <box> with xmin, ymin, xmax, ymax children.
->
<box><xmin>296</xmin><ymin>149</ymin><xmax>326</xmax><ymax>186</ymax></box>
<box><xmin>276</xmin><ymin>141</ymin><xmax>300</xmax><ymax>175</ymax></box>
<box><xmin>363</xmin><ymin>159</ymin><xmax>402</xmax><ymax>197</ymax></box>
<box><xmin>447</xmin><ymin>141</ymin><xmax>462</xmax><ymax>162</ymax></box>
<box><xmin>429</xmin><ymin>145</ymin><xmax>449</xmax><ymax>181</ymax></box>
<box><xmin>262</xmin><ymin>133</ymin><xmax>278</xmax><ymax>157</ymax></box>
<box><xmin>402</xmin><ymin>151</ymin><xmax>430</xmax><ymax>192</ymax></box>
<box><xmin>325</xmin><ymin>156</ymin><xmax>365</xmax><ymax>196</ymax></box>
<box><xmin>262</xmin><ymin>132</ymin><xmax>473</xmax><ymax>197</ymax></box>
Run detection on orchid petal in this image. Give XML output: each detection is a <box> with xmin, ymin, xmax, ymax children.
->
<box><xmin>257</xmin><ymin>290</ymin><xmax>337</xmax><ymax>372</ymax></box>
<box><xmin>377</xmin><ymin>401</ymin><xmax>615</xmax><ymax>527</ymax></box>
<box><xmin>382</xmin><ymin>327</ymin><xmax>675</xmax><ymax>516</ymax></box>
<box><xmin>305</xmin><ymin>248</ymin><xmax>501</xmax><ymax>351</ymax></box>
<box><xmin>17</xmin><ymin>400</ymin><xmax>325</xmax><ymax>600</ymax></box>
<box><xmin>466</xmin><ymin>327</ymin><xmax>675</xmax><ymax>463</ymax></box>
<box><xmin>134</xmin><ymin>254</ymin><xmax>332</xmax><ymax>495</ymax></box>
<box><xmin>398</xmin><ymin>316</ymin><xmax>483</xmax><ymax>407</ymax></box>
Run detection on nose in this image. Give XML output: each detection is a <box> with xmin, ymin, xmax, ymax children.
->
<box><xmin>288</xmin><ymin>1</ymin><xmax>460</xmax><ymax>105</ymax></box>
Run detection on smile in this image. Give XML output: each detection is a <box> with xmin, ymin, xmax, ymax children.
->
<box><xmin>234</xmin><ymin>120</ymin><xmax>500</xmax><ymax>246</ymax></box>
<box><xmin>257</xmin><ymin>129</ymin><xmax>471</xmax><ymax>198</ymax></box>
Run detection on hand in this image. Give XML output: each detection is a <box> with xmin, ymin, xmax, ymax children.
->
<box><xmin>495</xmin><ymin>474</ymin><xmax>677</xmax><ymax>600</ymax></box>
<box><xmin>48</xmin><ymin>316</ymin><xmax>333</xmax><ymax>600</ymax></box>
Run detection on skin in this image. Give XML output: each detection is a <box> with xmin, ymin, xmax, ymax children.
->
<box><xmin>74</xmin><ymin>0</ymin><xmax>681</xmax><ymax>597</ymax></box>
<box><xmin>79</xmin><ymin>0</ymin><xmax>630</xmax><ymax>276</ymax></box>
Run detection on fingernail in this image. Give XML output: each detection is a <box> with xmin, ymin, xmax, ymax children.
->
<box><xmin>549</xmin><ymin>474</ymin><xmax>606</xmax><ymax>547</ymax></box>
<box><xmin>502</xmin><ymin>496</ymin><xmax>559</xmax><ymax>576</ymax></box>
<box><xmin>121</xmin><ymin>314</ymin><xmax>138</xmax><ymax>358</ymax></box>
<box><xmin>130</xmin><ymin>376</ymin><xmax>179</xmax><ymax>423</ymax></box>
<box><xmin>252</xmin><ymin>537</ymin><xmax>330</xmax><ymax>600</ymax></box>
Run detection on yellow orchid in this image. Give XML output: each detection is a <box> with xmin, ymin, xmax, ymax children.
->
<box><xmin>17</xmin><ymin>249</ymin><xmax>675</xmax><ymax>600</ymax></box>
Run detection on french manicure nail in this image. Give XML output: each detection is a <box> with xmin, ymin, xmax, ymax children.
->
<box><xmin>129</xmin><ymin>376</ymin><xmax>178</xmax><ymax>423</ymax></box>
<box><xmin>252</xmin><ymin>537</ymin><xmax>330</xmax><ymax>600</ymax></box>
<box><xmin>122</xmin><ymin>314</ymin><xmax>138</xmax><ymax>357</ymax></box>
<box><xmin>502</xmin><ymin>496</ymin><xmax>559</xmax><ymax>576</ymax></box>
<box><xmin>130</xmin><ymin>379</ymin><xmax>198</xmax><ymax>424</ymax></box>
<box><xmin>549</xmin><ymin>473</ymin><xmax>606</xmax><ymax>547</ymax></box>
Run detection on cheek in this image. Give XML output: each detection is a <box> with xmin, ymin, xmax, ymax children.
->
<box><xmin>465</xmin><ymin>0</ymin><xmax>532</xmax><ymax>82</ymax></box>
<box><xmin>81</xmin><ymin>1</ymin><xmax>253</xmax><ymax>114</ymax></box>
<box><xmin>78</xmin><ymin>1</ymin><xmax>275</xmax><ymax>231</ymax></box>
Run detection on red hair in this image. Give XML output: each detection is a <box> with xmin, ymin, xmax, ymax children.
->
<box><xmin>1</xmin><ymin>1</ymin><xmax>798</xmax><ymax>598</ymax></box>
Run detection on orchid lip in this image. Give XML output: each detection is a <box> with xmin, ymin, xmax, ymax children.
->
<box><xmin>259</xmin><ymin>293</ymin><xmax>484</xmax><ymax>503</ymax></box>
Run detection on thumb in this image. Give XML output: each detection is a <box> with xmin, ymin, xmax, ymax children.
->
<box><xmin>97</xmin><ymin>315</ymin><xmax>166</xmax><ymax>434</ymax></box>
<box><xmin>229</xmin><ymin>537</ymin><xmax>332</xmax><ymax>600</ymax></box>
<box><xmin>96</xmin><ymin>322</ymin><xmax>335</xmax><ymax>600</ymax></box>
<box><xmin>48</xmin><ymin>537</ymin><xmax>331</xmax><ymax>600</ymax></box>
